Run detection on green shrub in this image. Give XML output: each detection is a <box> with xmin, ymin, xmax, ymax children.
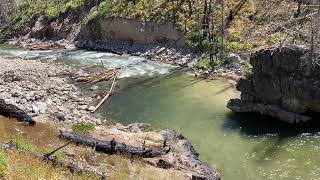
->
<box><xmin>0</xmin><ymin>146</ymin><xmax>7</xmax><ymax>177</ymax></box>
<box><xmin>268</xmin><ymin>32</ymin><xmax>282</xmax><ymax>44</ymax></box>
<box><xmin>72</xmin><ymin>123</ymin><xmax>95</xmax><ymax>133</ymax></box>
<box><xmin>11</xmin><ymin>137</ymin><xmax>33</xmax><ymax>151</ymax></box>
<box><xmin>196</xmin><ymin>55</ymin><xmax>226</xmax><ymax>70</ymax></box>
<box><xmin>187</xmin><ymin>31</ymin><xmax>202</xmax><ymax>43</ymax></box>
<box><xmin>98</xmin><ymin>0</ymin><xmax>113</xmax><ymax>16</ymax></box>
<box><xmin>227</xmin><ymin>41</ymin><xmax>252</xmax><ymax>53</ymax></box>
<box><xmin>229</xmin><ymin>32</ymin><xmax>242</xmax><ymax>42</ymax></box>
<box><xmin>46</xmin><ymin>7</ymin><xmax>59</xmax><ymax>19</ymax></box>
<box><xmin>241</xmin><ymin>59</ymin><xmax>253</xmax><ymax>80</ymax></box>
<box><xmin>62</xmin><ymin>0</ymin><xmax>85</xmax><ymax>12</ymax></box>
<box><xmin>196</xmin><ymin>58</ymin><xmax>211</xmax><ymax>70</ymax></box>
<box><xmin>199</xmin><ymin>39</ymin><xmax>210</xmax><ymax>52</ymax></box>
<box><xmin>0</xmin><ymin>31</ymin><xmax>9</xmax><ymax>42</ymax></box>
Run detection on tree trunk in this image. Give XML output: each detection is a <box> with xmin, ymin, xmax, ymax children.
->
<box><xmin>221</xmin><ymin>0</ymin><xmax>225</xmax><ymax>62</ymax></box>
<box><xmin>59</xmin><ymin>131</ymin><xmax>168</xmax><ymax>158</ymax></box>
<box><xmin>0</xmin><ymin>99</ymin><xmax>36</xmax><ymax>125</ymax></box>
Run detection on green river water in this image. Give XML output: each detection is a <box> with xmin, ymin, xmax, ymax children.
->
<box><xmin>1</xmin><ymin>45</ymin><xmax>320</xmax><ymax>180</ymax></box>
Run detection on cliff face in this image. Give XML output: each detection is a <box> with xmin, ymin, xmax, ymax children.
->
<box><xmin>228</xmin><ymin>46</ymin><xmax>320</xmax><ymax>123</ymax></box>
<box><xmin>0</xmin><ymin>0</ymin><xmax>16</xmax><ymax>29</ymax></box>
<box><xmin>76</xmin><ymin>17</ymin><xmax>186</xmax><ymax>47</ymax></box>
<box><xmin>13</xmin><ymin>1</ymin><xmax>185</xmax><ymax>48</ymax></box>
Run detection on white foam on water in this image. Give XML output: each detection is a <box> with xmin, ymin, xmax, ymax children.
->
<box><xmin>0</xmin><ymin>48</ymin><xmax>175</xmax><ymax>78</ymax></box>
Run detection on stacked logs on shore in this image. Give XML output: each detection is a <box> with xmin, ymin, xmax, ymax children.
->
<box><xmin>76</xmin><ymin>69</ymin><xmax>120</xmax><ymax>85</ymax></box>
<box><xmin>76</xmin><ymin>68</ymin><xmax>120</xmax><ymax>112</ymax></box>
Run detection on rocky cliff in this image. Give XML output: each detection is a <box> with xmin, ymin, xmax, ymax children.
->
<box><xmin>228</xmin><ymin>46</ymin><xmax>320</xmax><ymax>123</ymax></box>
<box><xmin>76</xmin><ymin>17</ymin><xmax>186</xmax><ymax>47</ymax></box>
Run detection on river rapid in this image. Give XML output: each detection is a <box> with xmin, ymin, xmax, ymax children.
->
<box><xmin>1</xmin><ymin>45</ymin><xmax>320</xmax><ymax>180</ymax></box>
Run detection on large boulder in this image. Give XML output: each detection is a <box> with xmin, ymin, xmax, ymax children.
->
<box><xmin>228</xmin><ymin>46</ymin><xmax>320</xmax><ymax>123</ymax></box>
<box><xmin>226</xmin><ymin>53</ymin><xmax>242</xmax><ymax>69</ymax></box>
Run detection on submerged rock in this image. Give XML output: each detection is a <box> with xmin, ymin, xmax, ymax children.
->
<box><xmin>228</xmin><ymin>46</ymin><xmax>320</xmax><ymax>123</ymax></box>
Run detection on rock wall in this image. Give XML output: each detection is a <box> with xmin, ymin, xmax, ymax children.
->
<box><xmin>228</xmin><ymin>46</ymin><xmax>320</xmax><ymax>123</ymax></box>
<box><xmin>18</xmin><ymin>0</ymin><xmax>98</xmax><ymax>41</ymax></box>
<box><xmin>76</xmin><ymin>17</ymin><xmax>186</xmax><ymax>47</ymax></box>
<box><xmin>0</xmin><ymin>0</ymin><xmax>16</xmax><ymax>29</ymax></box>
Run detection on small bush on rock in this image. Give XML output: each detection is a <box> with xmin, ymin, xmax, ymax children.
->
<box><xmin>242</xmin><ymin>59</ymin><xmax>253</xmax><ymax>80</ymax></box>
<box><xmin>72</xmin><ymin>123</ymin><xmax>95</xmax><ymax>133</ymax></box>
<box><xmin>46</xmin><ymin>7</ymin><xmax>59</xmax><ymax>19</ymax></box>
<box><xmin>268</xmin><ymin>32</ymin><xmax>282</xmax><ymax>45</ymax></box>
<box><xmin>196</xmin><ymin>58</ymin><xmax>211</xmax><ymax>70</ymax></box>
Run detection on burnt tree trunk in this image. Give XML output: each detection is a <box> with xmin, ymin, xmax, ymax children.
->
<box><xmin>0</xmin><ymin>99</ymin><xmax>35</xmax><ymax>125</ymax></box>
<box><xmin>59</xmin><ymin>131</ymin><xmax>167</xmax><ymax>158</ymax></box>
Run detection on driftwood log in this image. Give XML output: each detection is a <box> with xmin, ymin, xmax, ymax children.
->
<box><xmin>0</xmin><ymin>99</ymin><xmax>36</xmax><ymax>125</ymax></box>
<box><xmin>76</xmin><ymin>69</ymin><xmax>119</xmax><ymax>85</ymax></box>
<box><xmin>93</xmin><ymin>72</ymin><xmax>118</xmax><ymax>112</ymax></box>
<box><xmin>59</xmin><ymin>131</ymin><xmax>167</xmax><ymax>158</ymax></box>
<box><xmin>3</xmin><ymin>143</ymin><xmax>106</xmax><ymax>179</ymax></box>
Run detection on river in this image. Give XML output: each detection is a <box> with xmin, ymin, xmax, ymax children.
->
<box><xmin>1</xmin><ymin>45</ymin><xmax>320</xmax><ymax>180</ymax></box>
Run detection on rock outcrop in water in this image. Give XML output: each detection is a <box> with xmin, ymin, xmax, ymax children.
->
<box><xmin>228</xmin><ymin>46</ymin><xmax>320</xmax><ymax>123</ymax></box>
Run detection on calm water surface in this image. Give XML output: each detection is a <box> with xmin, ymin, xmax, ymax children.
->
<box><xmin>1</xmin><ymin>45</ymin><xmax>320</xmax><ymax>180</ymax></box>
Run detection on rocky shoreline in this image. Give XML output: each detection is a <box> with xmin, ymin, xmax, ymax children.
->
<box><xmin>7</xmin><ymin>37</ymin><xmax>244</xmax><ymax>83</ymax></box>
<box><xmin>0</xmin><ymin>56</ymin><xmax>220</xmax><ymax>179</ymax></box>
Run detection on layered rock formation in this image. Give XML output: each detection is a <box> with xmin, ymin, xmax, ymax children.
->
<box><xmin>228</xmin><ymin>46</ymin><xmax>320</xmax><ymax>123</ymax></box>
<box><xmin>76</xmin><ymin>17</ymin><xmax>186</xmax><ymax>47</ymax></box>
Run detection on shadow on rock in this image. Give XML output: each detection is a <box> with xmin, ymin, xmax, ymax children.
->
<box><xmin>223</xmin><ymin>112</ymin><xmax>320</xmax><ymax>138</ymax></box>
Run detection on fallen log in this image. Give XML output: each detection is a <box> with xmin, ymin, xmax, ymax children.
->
<box><xmin>59</xmin><ymin>131</ymin><xmax>167</xmax><ymax>158</ymax></box>
<box><xmin>109</xmin><ymin>49</ymin><xmax>124</xmax><ymax>56</ymax></box>
<box><xmin>0</xmin><ymin>99</ymin><xmax>36</xmax><ymax>125</ymax></box>
<box><xmin>93</xmin><ymin>72</ymin><xmax>118</xmax><ymax>112</ymax></box>
<box><xmin>44</xmin><ymin>141</ymin><xmax>72</xmax><ymax>158</ymax></box>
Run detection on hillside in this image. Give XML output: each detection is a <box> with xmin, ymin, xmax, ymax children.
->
<box><xmin>1</xmin><ymin>0</ymin><xmax>318</xmax><ymax>49</ymax></box>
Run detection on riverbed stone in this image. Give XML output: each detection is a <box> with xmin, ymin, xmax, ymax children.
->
<box><xmin>78</xmin><ymin>105</ymin><xmax>88</xmax><ymax>110</ymax></box>
<box><xmin>31</xmin><ymin>104</ymin><xmax>40</xmax><ymax>114</ymax></box>
<box><xmin>90</xmin><ymin>85</ymin><xmax>99</xmax><ymax>91</ymax></box>
<box><xmin>19</xmin><ymin>98</ymin><xmax>27</xmax><ymax>104</ymax></box>
<box><xmin>32</xmin><ymin>102</ymin><xmax>47</xmax><ymax>114</ymax></box>
<box><xmin>87</xmin><ymin>106</ymin><xmax>96</xmax><ymax>112</ymax></box>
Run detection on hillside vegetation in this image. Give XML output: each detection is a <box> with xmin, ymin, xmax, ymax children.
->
<box><xmin>2</xmin><ymin>0</ymin><xmax>319</xmax><ymax>70</ymax></box>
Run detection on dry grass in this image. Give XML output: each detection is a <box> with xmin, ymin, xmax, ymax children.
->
<box><xmin>5</xmin><ymin>150</ymin><xmax>68</xmax><ymax>179</ymax></box>
<box><xmin>0</xmin><ymin>117</ymin><xmax>187</xmax><ymax>180</ymax></box>
<box><xmin>0</xmin><ymin>149</ymin><xmax>100</xmax><ymax>180</ymax></box>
